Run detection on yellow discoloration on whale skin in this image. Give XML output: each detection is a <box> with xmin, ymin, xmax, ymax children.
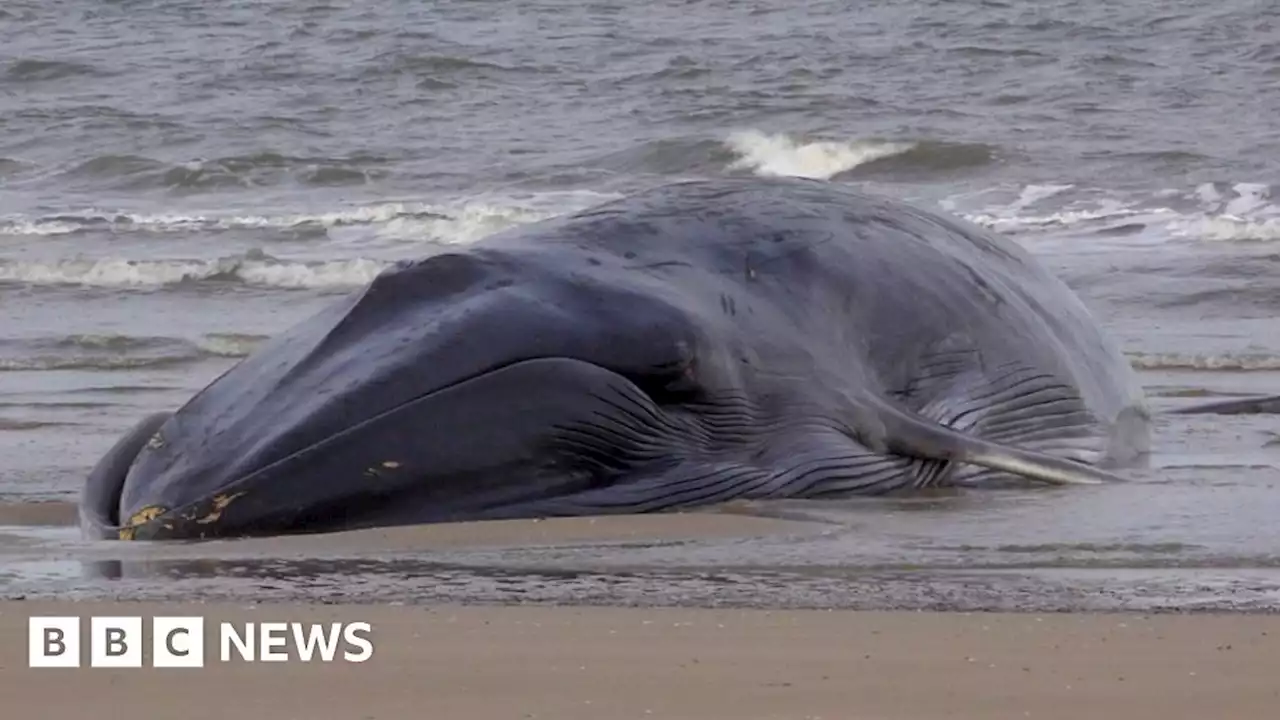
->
<box><xmin>127</xmin><ymin>505</ymin><xmax>167</xmax><ymax>525</ymax></box>
<box><xmin>116</xmin><ymin>491</ymin><xmax>247</xmax><ymax>538</ymax></box>
<box><xmin>195</xmin><ymin>491</ymin><xmax>247</xmax><ymax>525</ymax></box>
<box><xmin>118</xmin><ymin>504</ymin><xmax>169</xmax><ymax>540</ymax></box>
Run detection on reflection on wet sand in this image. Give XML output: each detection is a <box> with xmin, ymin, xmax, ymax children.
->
<box><xmin>1</xmin><ymin>498</ymin><xmax>1279</xmax><ymax>613</ymax></box>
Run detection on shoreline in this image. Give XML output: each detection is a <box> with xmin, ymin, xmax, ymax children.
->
<box><xmin>3</xmin><ymin>509</ymin><xmax>1280</xmax><ymax>614</ymax></box>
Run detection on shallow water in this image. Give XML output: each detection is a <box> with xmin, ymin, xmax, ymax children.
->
<box><xmin>1</xmin><ymin>0</ymin><xmax>1279</xmax><ymax>607</ymax></box>
<box><xmin>3</xmin><ymin>505</ymin><xmax>1280</xmax><ymax>612</ymax></box>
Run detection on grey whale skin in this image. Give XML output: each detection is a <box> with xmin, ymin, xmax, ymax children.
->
<box><xmin>82</xmin><ymin>177</ymin><xmax>1158</xmax><ymax>540</ymax></box>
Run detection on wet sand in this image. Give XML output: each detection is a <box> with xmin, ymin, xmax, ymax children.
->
<box><xmin>5</xmin><ymin>505</ymin><xmax>1280</xmax><ymax>612</ymax></box>
<box><xmin>3</xmin><ymin>600</ymin><xmax>1278</xmax><ymax>720</ymax></box>
<box><xmin>3</xmin><ymin>505</ymin><xmax>1279</xmax><ymax>717</ymax></box>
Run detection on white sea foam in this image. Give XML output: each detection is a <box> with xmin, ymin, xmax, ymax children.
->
<box><xmin>0</xmin><ymin>198</ymin><xmax>572</xmax><ymax>246</ymax></box>
<box><xmin>1007</xmin><ymin>184</ymin><xmax>1075</xmax><ymax>211</ymax></box>
<box><xmin>0</xmin><ymin>191</ymin><xmax>616</xmax><ymax>290</ymax></box>
<box><xmin>373</xmin><ymin>201</ymin><xmax>559</xmax><ymax>244</ymax></box>
<box><xmin>0</xmin><ymin>255</ymin><xmax>388</xmax><ymax>289</ymax></box>
<box><xmin>953</xmin><ymin>181</ymin><xmax>1280</xmax><ymax>245</ymax></box>
<box><xmin>725</xmin><ymin>130</ymin><xmax>914</xmax><ymax>180</ymax></box>
<box><xmin>0</xmin><ymin>220</ymin><xmax>83</xmax><ymax>236</ymax></box>
<box><xmin>961</xmin><ymin>206</ymin><xmax>1160</xmax><ymax>233</ymax></box>
<box><xmin>196</xmin><ymin>333</ymin><xmax>268</xmax><ymax>357</ymax></box>
<box><xmin>0</xmin><ymin>332</ymin><xmax>271</xmax><ymax>371</ymax></box>
<box><xmin>5</xmin><ymin>180</ymin><xmax>1280</xmax><ymax>300</ymax></box>
<box><xmin>0</xmin><ymin>205</ymin><xmax>429</xmax><ymax>237</ymax></box>
<box><xmin>1221</xmin><ymin>182</ymin><xmax>1272</xmax><ymax>216</ymax></box>
<box><xmin>1170</xmin><ymin>215</ymin><xmax>1280</xmax><ymax>242</ymax></box>
<box><xmin>1127</xmin><ymin>352</ymin><xmax>1280</xmax><ymax>371</ymax></box>
<box><xmin>0</xmin><ymin>356</ymin><xmax>181</xmax><ymax>371</ymax></box>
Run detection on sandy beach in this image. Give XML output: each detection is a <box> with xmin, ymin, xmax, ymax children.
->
<box><xmin>3</xmin><ymin>505</ymin><xmax>1279</xmax><ymax>718</ymax></box>
<box><xmin>2</xmin><ymin>601</ymin><xmax>1277</xmax><ymax>720</ymax></box>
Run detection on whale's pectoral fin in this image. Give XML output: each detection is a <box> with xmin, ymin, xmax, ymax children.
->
<box><xmin>873</xmin><ymin>361</ymin><xmax>1132</xmax><ymax>486</ymax></box>
<box><xmin>1166</xmin><ymin>395</ymin><xmax>1280</xmax><ymax>415</ymax></box>
<box><xmin>876</xmin><ymin>402</ymin><xmax>1127</xmax><ymax>485</ymax></box>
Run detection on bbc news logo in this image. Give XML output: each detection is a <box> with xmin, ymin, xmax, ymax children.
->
<box><xmin>28</xmin><ymin>616</ymin><xmax>374</xmax><ymax>668</ymax></box>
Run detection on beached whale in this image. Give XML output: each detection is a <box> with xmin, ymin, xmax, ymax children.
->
<box><xmin>82</xmin><ymin>177</ymin><xmax>1168</xmax><ymax>540</ymax></box>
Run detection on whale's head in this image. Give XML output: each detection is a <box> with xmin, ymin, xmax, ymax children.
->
<box><xmin>81</xmin><ymin>245</ymin><xmax>760</xmax><ymax>540</ymax></box>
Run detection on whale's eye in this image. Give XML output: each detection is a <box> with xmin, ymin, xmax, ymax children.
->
<box><xmin>617</xmin><ymin>336</ymin><xmax>711</xmax><ymax>407</ymax></box>
<box><xmin>623</xmin><ymin>357</ymin><xmax>702</xmax><ymax>407</ymax></box>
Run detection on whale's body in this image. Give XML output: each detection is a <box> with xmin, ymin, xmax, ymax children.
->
<box><xmin>82</xmin><ymin>177</ymin><xmax>1155</xmax><ymax>540</ymax></box>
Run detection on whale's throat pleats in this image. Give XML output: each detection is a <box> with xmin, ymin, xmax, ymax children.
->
<box><xmin>479</xmin><ymin>353</ymin><xmax>1126</xmax><ymax>520</ymax></box>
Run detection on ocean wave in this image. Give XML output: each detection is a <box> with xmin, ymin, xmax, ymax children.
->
<box><xmin>13</xmin><ymin>341</ymin><xmax>1274</xmax><ymax>373</ymax></box>
<box><xmin>0</xmin><ymin>252</ymin><xmax>387</xmax><ymax>289</ymax></box>
<box><xmin>1127</xmin><ymin>352</ymin><xmax>1280</xmax><ymax>371</ymax></box>
<box><xmin>196</xmin><ymin>333</ymin><xmax>268</xmax><ymax>357</ymax></box>
<box><xmin>589</xmin><ymin>137</ymin><xmax>731</xmax><ymax>175</ymax></box>
<box><xmin>57</xmin><ymin>151</ymin><xmax>389</xmax><ymax>192</ymax></box>
<box><xmin>375</xmin><ymin>52</ymin><xmax>549</xmax><ymax>76</ymax></box>
<box><xmin>949</xmin><ymin>182</ymin><xmax>1280</xmax><ymax>243</ymax></box>
<box><xmin>6</xmin><ymin>178</ymin><xmax>1278</xmax><ymax>259</ymax></box>
<box><xmin>0</xmin><ymin>197</ymin><xmax>563</xmax><ymax>245</ymax></box>
<box><xmin>0</xmin><ymin>418</ymin><xmax>78</xmax><ymax>430</ymax></box>
<box><xmin>0</xmin><ymin>333</ymin><xmax>267</xmax><ymax>372</ymax></box>
<box><xmin>724</xmin><ymin>130</ymin><xmax>915</xmax><ymax>180</ymax></box>
<box><xmin>0</xmin><ymin>205</ymin><xmax>437</xmax><ymax>237</ymax></box>
<box><xmin>1194</xmin><ymin>181</ymin><xmax>1273</xmax><ymax>216</ymax></box>
<box><xmin>3</xmin><ymin>58</ymin><xmax>101</xmax><ymax>83</ymax></box>
<box><xmin>0</xmin><ymin>158</ymin><xmax>28</xmax><ymax>177</ymax></box>
<box><xmin>46</xmin><ymin>332</ymin><xmax>265</xmax><ymax>357</ymax></box>
<box><xmin>962</xmin><ymin>206</ymin><xmax>1162</xmax><ymax>233</ymax></box>
<box><xmin>371</xmin><ymin>197</ymin><xmax>570</xmax><ymax>244</ymax></box>
<box><xmin>1170</xmin><ymin>216</ymin><xmax>1280</xmax><ymax>242</ymax></box>
<box><xmin>0</xmin><ymin>356</ymin><xmax>191</xmax><ymax>371</ymax></box>
<box><xmin>722</xmin><ymin>130</ymin><xmax>996</xmax><ymax>181</ymax></box>
<box><xmin>846</xmin><ymin>140</ymin><xmax>998</xmax><ymax>176</ymax></box>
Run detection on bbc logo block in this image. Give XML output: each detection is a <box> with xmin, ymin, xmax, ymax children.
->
<box><xmin>153</xmin><ymin>616</ymin><xmax>205</xmax><ymax>668</ymax></box>
<box><xmin>90</xmin><ymin>616</ymin><xmax>142</xmax><ymax>667</ymax></box>
<box><xmin>29</xmin><ymin>616</ymin><xmax>205</xmax><ymax>668</ymax></box>
<box><xmin>28</xmin><ymin>617</ymin><xmax>80</xmax><ymax>668</ymax></box>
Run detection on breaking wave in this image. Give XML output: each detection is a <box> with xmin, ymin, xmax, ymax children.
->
<box><xmin>725</xmin><ymin>130</ymin><xmax>915</xmax><ymax>180</ymax></box>
<box><xmin>0</xmin><ymin>252</ymin><xmax>388</xmax><ymax>289</ymax></box>
<box><xmin>0</xmin><ymin>197</ymin><xmax>565</xmax><ymax>244</ymax></box>
<box><xmin>950</xmin><ymin>181</ymin><xmax>1280</xmax><ymax>243</ymax></box>
<box><xmin>0</xmin><ymin>333</ymin><xmax>267</xmax><ymax>372</ymax></box>
<box><xmin>722</xmin><ymin>130</ymin><xmax>995</xmax><ymax>180</ymax></box>
<box><xmin>1127</xmin><ymin>352</ymin><xmax>1280</xmax><ymax>371</ymax></box>
<box><xmin>58</xmin><ymin>151</ymin><xmax>390</xmax><ymax>191</ymax></box>
<box><xmin>1170</xmin><ymin>216</ymin><xmax>1280</xmax><ymax>243</ymax></box>
<box><xmin>715</xmin><ymin>135</ymin><xmax>1279</xmax><ymax>246</ymax></box>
